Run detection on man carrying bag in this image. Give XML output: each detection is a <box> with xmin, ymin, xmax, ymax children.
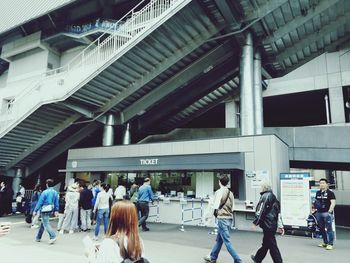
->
<box><xmin>33</xmin><ymin>179</ymin><xmax>59</xmax><ymax>244</ymax></box>
<box><xmin>204</xmin><ymin>174</ymin><xmax>242</xmax><ymax>263</ymax></box>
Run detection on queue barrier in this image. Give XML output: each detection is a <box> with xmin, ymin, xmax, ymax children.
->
<box><xmin>180</xmin><ymin>198</ymin><xmax>205</xmax><ymax>232</ymax></box>
<box><xmin>148</xmin><ymin>199</ymin><xmax>161</xmax><ymax>223</ymax></box>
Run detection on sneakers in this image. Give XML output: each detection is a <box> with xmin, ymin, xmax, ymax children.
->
<box><xmin>59</xmin><ymin>230</ymin><xmax>64</xmax><ymax>235</ymax></box>
<box><xmin>326</xmin><ymin>244</ymin><xmax>333</xmax><ymax>250</ymax></box>
<box><xmin>318</xmin><ymin>243</ymin><xmax>334</xmax><ymax>250</ymax></box>
<box><xmin>142</xmin><ymin>227</ymin><xmax>150</xmax><ymax>232</ymax></box>
<box><xmin>48</xmin><ymin>238</ymin><xmax>57</xmax><ymax>245</ymax></box>
<box><xmin>35</xmin><ymin>239</ymin><xmax>41</xmax><ymax>242</ymax></box>
<box><xmin>31</xmin><ymin>225</ymin><xmax>39</xmax><ymax>229</ymax></box>
<box><xmin>93</xmin><ymin>236</ymin><xmax>98</xmax><ymax>241</ymax></box>
<box><xmin>69</xmin><ymin>230</ymin><xmax>74</xmax><ymax>234</ymax></box>
<box><xmin>251</xmin><ymin>254</ymin><xmax>258</xmax><ymax>263</ymax></box>
<box><xmin>203</xmin><ymin>255</ymin><xmax>216</xmax><ymax>263</ymax></box>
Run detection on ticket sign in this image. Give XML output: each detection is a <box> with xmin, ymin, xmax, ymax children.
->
<box><xmin>280</xmin><ymin>173</ymin><xmax>311</xmax><ymax>228</ymax></box>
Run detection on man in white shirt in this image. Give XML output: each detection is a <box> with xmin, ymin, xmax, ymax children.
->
<box><xmin>204</xmin><ymin>174</ymin><xmax>242</xmax><ymax>263</ymax></box>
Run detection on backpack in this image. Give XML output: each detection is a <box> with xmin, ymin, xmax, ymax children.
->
<box><xmin>116</xmin><ymin>239</ymin><xmax>150</xmax><ymax>263</ymax></box>
<box><xmin>121</xmin><ymin>259</ymin><xmax>149</xmax><ymax>263</ymax></box>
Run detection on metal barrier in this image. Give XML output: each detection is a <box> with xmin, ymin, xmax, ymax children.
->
<box><xmin>148</xmin><ymin>199</ymin><xmax>161</xmax><ymax>223</ymax></box>
<box><xmin>180</xmin><ymin>198</ymin><xmax>204</xmax><ymax>232</ymax></box>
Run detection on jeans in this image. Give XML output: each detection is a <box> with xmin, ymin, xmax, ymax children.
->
<box><xmin>138</xmin><ymin>202</ymin><xmax>149</xmax><ymax>229</ymax></box>
<box><xmin>316</xmin><ymin>212</ymin><xmax>334</xmax><ymax>245</ymax></box>
<box><xmin>254</xmin><ymin>228</ymin><xmax>283</xmax><ymax>263</ymax></box>
<box><xmin>36</xmin><ymin>212</ymin><xmax>56</xmax><ymax>240</ymax></box>
<box><xmin>210</xmin><ymin>219</ymin><xmax>242</xmax><ymax>263</ymax></box>
<box><xmin>95</xmin><ymin>208</ymin><xmax>109</xmax><ymax>237</ymax></box>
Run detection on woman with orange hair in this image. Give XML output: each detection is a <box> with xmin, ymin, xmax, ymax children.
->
<box><xmin>88</xmin><ymin>200</ymin><xmax>149</xmax><ymax>263</ymax></box>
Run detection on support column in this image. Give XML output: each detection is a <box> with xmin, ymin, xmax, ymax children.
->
<box><xmin>122</xmin><ymin>123</ymin><xmax>131</xmax><ymax>145</ymax></box>
<box><xmin>328</xmin><ymin>87</ymin><xmax>345</xmax><ymax>123</ymax></box>
<box><xmin>12</xmin><ymin>168</ymin><xmax>23</xmax><ymax>198</ymax></box>
<box><xmin>225</xmin><ymin>100</ymin><xmax>238</xmax><ymax>128</ymax></box>
<box><xmin>254</xmin><ymin>50</ymin><xmax>263</xmax><ymax>134</ymax></box>
<box><xmin>239</xmin><ymin>32</ymin><xmax>255</xmax><ymax>135</ymax></box>
<box><xmin>102</xmin><ymin>113</ymin><xmax>115</xmax><ymax>146</ymax></box>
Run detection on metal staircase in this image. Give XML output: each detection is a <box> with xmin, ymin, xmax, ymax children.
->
<box><xmin>0</xmin><ymin>0</ymin><xmax>191</xmax><ymax>138</ymax></box>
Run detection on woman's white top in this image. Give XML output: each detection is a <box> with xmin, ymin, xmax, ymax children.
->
<box><xmin>94</xmin><ymin>191</ymin><xmax>110</xmax><ymax>211</ymax></box>
<box><xmin>88</xmin><ymin>237</ymin><xmax>145</xmax><ymax>263</ymax></box>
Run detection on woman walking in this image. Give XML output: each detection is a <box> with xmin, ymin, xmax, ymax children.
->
<box><xmin>93</xmin><ymin>183</ymin><xmax>112</xmax><ymax>240</ymax></box>
<box><xmin>88</xmin><ymin>200</ymin><xmax>148</xmax><ymax>262</ymax></box>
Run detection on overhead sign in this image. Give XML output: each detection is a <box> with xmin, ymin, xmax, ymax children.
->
<box><xmin>280</xmin><ymin>173</ymin><xmax>310</xmax><ymax>228</ymax></box>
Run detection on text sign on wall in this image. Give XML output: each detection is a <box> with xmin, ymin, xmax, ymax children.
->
<box><xmin>246</xmin><ymin>170</ymin><xmax>269</xmax><ymax>189</ymax></box>
<box><xmin>280</xmin><ymin>173</ymin><xmax>310</xmax><ymax>228</ymax></box>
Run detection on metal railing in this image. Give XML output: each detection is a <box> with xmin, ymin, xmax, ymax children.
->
<box><xmin>148</xmin><ymin>199</ymin><xmax>161</xmax><ymax>223</ymax></box>
<box><xmin>0</xmin><ymin>0</ymin><xmax>186</xmax><ymax>136</ymax></box>
<box><xmin>180</xmin><ymin>198</ymin><xmax>205</xmax><ymax>232</ymax></box>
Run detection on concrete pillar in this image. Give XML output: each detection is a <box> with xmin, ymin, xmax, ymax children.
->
<box><xmin>12</xmin><ymin>168</ymin><xmax>23</xmax><ymax>198</ymax></box>
<box><xmin>239</xmin><ymin>32</ymin><xmax>255</xmax><ymax>135</ymax></box>
<box><xmin>102</xmin><ymin>113</ymin><xmax>115</xmax><ymax>146</ymax></box>
<box><xmin>122</xmin><ymin>123</ymin><xmax>131</xmax><ymax>145</ymax></box>
<box><xmin>328</xmin><ymin>87</ymin><xmax>345</xmax><ymax>123</ymax></box>
<box><xmin>225</xmin><ymin>100</ymin><xmax>238</xmax><ymax>128</ymax></box>
<box><xmin>254</xmin><ymin>50</ymin><xmax>263</xmax><ymax>134</ymax></box>
<box><xmin>195</xmin><ymin>171</ymin><xmax>214</xmax><ymax>198</ymax></box>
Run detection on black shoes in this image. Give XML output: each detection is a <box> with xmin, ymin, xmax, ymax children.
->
<box><xmin>142</xmin><ymin>227</ymin><xmax>150</xmax><ymax>232</ymax></box>
<box><xmin>251</xmin><ymin>254</ymin><xmax>258</xmax><ymax>263</ymax></box>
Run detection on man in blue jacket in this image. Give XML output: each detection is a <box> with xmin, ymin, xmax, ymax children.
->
<box><xmin>33</xmin><ymin>179</ymin><xmax>59</xmax><ymax>244</ymax></box>
<box><xmin>137</xmin><ymin>178</ymin><xmax>154</xmax><ymax>231</ymax></box>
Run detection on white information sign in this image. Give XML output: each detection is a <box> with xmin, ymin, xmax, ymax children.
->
<box><xmin>280</xmin><ymin>173</ymin><xmax>310</xmax><ymax>228</ymax></box>
<box><xmin>246</xmin><ymin>170</ymin><xmax>269</xmax><ymax>189</ymax></box>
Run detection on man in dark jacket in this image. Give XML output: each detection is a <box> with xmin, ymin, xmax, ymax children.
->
<box><xmin>251</xmin><ymin>182</ymin><xmax>284</xmax><ymax>263</ymax></box>
<box><xmin>79</xmin><ymin>183</ymin><xmax>93</xmax><ymax>231</ymax></box>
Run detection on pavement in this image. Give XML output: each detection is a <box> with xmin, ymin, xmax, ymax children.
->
<box><xmin>0</xmin><ymin>215</ymin><xmax>349</xmax><ymax>263</ymax></box>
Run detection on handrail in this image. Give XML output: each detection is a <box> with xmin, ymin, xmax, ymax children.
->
<box><xmin>0</xmin><ymin>0</ymin><xmax>185</xmax><ymax>136</ymax></box>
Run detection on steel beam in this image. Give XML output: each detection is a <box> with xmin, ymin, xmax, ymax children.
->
<box><xmin>121</xmin><ymin>41</ymin><xmax>235</xmax><ymax>123</ymax></box>
<box><xmin>264</xmin><ymin>0</ymin><xmax>340</xmax><ymax>45</ymax></box>
<box><xmin>25</xmin><ymin>122</ymin><xmax>102</xmax><ymax>177</ymax></box>
<box><xmin>276</xmin><ymin>14</ymin><xmax>350</xmax><ymax>65</ymax></box>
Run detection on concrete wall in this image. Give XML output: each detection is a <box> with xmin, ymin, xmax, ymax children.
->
<box><xmin>48</xmin><ymin>50</ymin><xmax>60</xmax><ymax>69</ymax></box>
<box><xmin>7</xmin><ymin>49</ymin><xmax>48</xmax><ymax>83</ymax></box>
<box><xmin>243</xmin><ymin>136</ymin><xmax>289</xmax><ymax>205</ymax></box>
<box><xmin>264</xmin><ymin>126</ymin><xmax>350</xmax><ymax>164</ymax></box>
<box><xmin>0</xmin><ymin>71</ymin><xmax>8</xmax><ymax>88</ymax></box>
<box><xmin>334</xmin><ymin>171</ymin><xmax>350</xmax><ymax>205</ymax></box>
<box><xmin>60</xmin><ymin>46</ymin><xmax>86</xmax><ymax>67</ymax></box>
<box><xmin>264</xmin><ymin>50</ymin><xmax>350</xmax><ymax>98</ymax></box>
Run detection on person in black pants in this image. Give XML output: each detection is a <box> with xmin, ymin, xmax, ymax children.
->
<box><xmin>251</xmin><ymin>182</ymin><xmax>284</xmax><ymax>263</ymax></box>
<box><xmin>137</xmin><ymin>178</ymin><xmax>154</xmax><ymax>231</ymax></box>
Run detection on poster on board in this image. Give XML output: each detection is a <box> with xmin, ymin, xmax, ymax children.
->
<box><xmin>280</xmin><ymin>173</ymin><xmax>310</xmax><ymax>228</ymax></box>
<box><xmin>246</xmin><ymin>170</ymin><xmax>269</xmax><ymax>189</ymax></box>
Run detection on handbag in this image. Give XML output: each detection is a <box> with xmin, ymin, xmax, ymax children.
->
<box><xmin>41</xmin><ymin>204</ymin><xmax>54</xmax><ymax>213</ymax></box>
<box><xmin>213</xmin><ymin>189</ymin><xmax>231</xmax><ymax>218</ymax></box>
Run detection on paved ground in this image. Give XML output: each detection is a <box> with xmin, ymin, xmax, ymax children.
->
<box><xmin>0</xmin><ymin>215</ymin><xmax>349</xmax><ymax>263</ymax></box>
